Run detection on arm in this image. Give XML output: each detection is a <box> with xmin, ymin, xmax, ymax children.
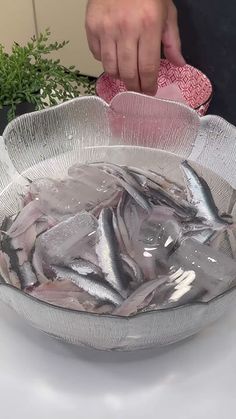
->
<box><xmin>86</xmin><ymin>0</ymin><xmax>185</xmax><ymax>95</ymax></box>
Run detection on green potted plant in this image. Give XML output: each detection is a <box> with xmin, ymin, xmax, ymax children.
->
<box><xmin>0</xmin><ymin>28</ymin><xmax>95</xmax><ymax>134</ymax></box>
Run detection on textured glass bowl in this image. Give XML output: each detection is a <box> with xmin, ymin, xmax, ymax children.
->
<box><xmin>0</xmin><ymin>92</ymin><xmax>236</xmax><ymax>351</ymax></box>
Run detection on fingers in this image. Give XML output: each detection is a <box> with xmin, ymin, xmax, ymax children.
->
<box><xmin>85</xmin><ymin>0</ymin><xmax>184</xmax><ymax>96</ymax></box>
<box><xmin>162</xmin><ymin>3</ymin><xmax>186</xmax><ymax>66</ymax></box>
<box><xmin>85</xmin><ymin>10</ymin><xmax>101</xmax><ymax>61</ymax></box>
<box><xmin>117</xmin><ymin>38</ymin><xmax>140</xmax><ymax>92</ymax></box>
<box><xmin>100</xmin><ymin>37</ymin><xmax>119</xmax><ymax>78</ymax></box>
<box><xmin>86</xmin><ymin>28</ymin><xmax>118</xmax><ymax>78</ymax></box>
<box><xmin>86</xmin><ymin>33</ymin><xmax>101</xmax><ymax>61</ymax></box>
<box><xmin>138</xmin><ymin>28</ymin><xmax>161</xmax><ymax>95</ymax></box>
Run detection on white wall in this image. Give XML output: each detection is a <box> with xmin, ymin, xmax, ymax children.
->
<box><xmin>0</xmin><ymin>0</ymin><xmax>36</xmax><ymax>51</ymax></box>
<box><xmin>0</xmin><ymin>0</ymin><xmax>102</xmax><ymax>77</ymax></box>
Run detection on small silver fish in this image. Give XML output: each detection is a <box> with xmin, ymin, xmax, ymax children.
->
<box><xmin>128</xmin><ymin>166</ymin><xmax>186</xmax><ymax>197</ymax></box>
<box><xmin>92</xmin><ymin>162</ymin><xmax>143</xmax><ymax>190</ymax></box>
<box><xmin>182</xmin><ymin>218</ymin><xmax>217</xmax><ymax>244</ymax></box>
<box><xmin>69</xmin><ymin>259</ymin><xmax>102</xmax><ymax>277</ymax></box>
<box><xmin>180</xmin><ymin>160</ymin><xmax>234</xmax><ymax>244</ymax></box>
<box><xmin>112</xmin><ymin>209</ymin><xmax>126</xmax><ymax>252</ymax></box>
<box><xmin>117</xmin><ymin>177</ymin><xmax>151</xmax><ymax>211</ymax></box>
<box><xmin>32</xmin><ymin>249</ymin><xmax>49</xmax><ymax>283</ymax></box>
<box><xmin>146</xmin><ymin>178</ymin><xmax>196</xmax><ymax>220</ymax></box>
<box><xmin>92</xmin><ymin>162</ymin><xmax>151</xmax><ymax>211</ymax></box>
<box><xmin>52</xmin><ymin>266</ymin><xmax>124</xmax><ymax>306</ymax></box>
<box><xmin>0</xmin><ymin>216</ymin><xmax>14</xmax><ymax>233</ymax></box>
<box><xmin>116</xmin><ymin>193</ymin><xmax>133</xmax><ymax>254</ymax></box>
<box><xmin>11</xmin><ymin>223</ymin><xmax>37</xmax><ymax>266</ymax></box>
<box><xmin>96</xmin><ymin>208</ymin><xmax>128</xmax><ymax>297</ymax></box>
<box><xmin>19</xmin><ymin>261</ymin><xmax>38</xmax><ymax>289</ymax></box>
<box><xmin>0</xmin><ymin>250</ymin><xmax>21</xmax><ymax>288</ymax></box>
<box><xmin>181</xmin><ymin>161</ymin><xmax>231</xmax><ymax>227</ymax></box>
<box><xmin>120</xmin><ymin>253</ymin><xmax>143</xmax><ymax>285</ymax></box>
<box><xmin>126</xmin><ymin>168</ymin><xmax>192</xmax><ymax>218</ymax></box>
<box><xmin>1</xmin><ymin>228</ymin><xmax>37</xmax><ymax>289</ymax></box>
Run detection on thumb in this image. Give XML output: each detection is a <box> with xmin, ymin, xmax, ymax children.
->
<box><xmin>162</xmin><ymin>2</ymin><xmax>186</xmax><ymax>66</ymax></box>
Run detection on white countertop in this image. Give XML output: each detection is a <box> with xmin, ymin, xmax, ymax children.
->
<box><xmin>0</xmin><ymin>300</ymin><xmax>236</xmax><ymax>419</ymax></box>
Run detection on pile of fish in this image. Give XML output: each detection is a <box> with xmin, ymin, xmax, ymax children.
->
<box><xmin>1</xmin><ymin>160</ymin><xmax>236</xmax><ymax>316</ymax></box>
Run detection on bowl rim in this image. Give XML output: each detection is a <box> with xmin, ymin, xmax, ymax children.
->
<box><xmin>95</xmin><ymin>64</ymin><xmax>213</xmax><ymax>111</ymax></box>
<box><xmin>0</xmin><ymin>279</ymin><xmax>235</xmax><ymax>320</ymax></box>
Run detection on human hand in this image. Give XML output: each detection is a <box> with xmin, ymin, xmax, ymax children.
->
<box><xmin>86</xmin><ymin>0</ymin><xmax>185</xmax><ymax>95</ymax></box>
